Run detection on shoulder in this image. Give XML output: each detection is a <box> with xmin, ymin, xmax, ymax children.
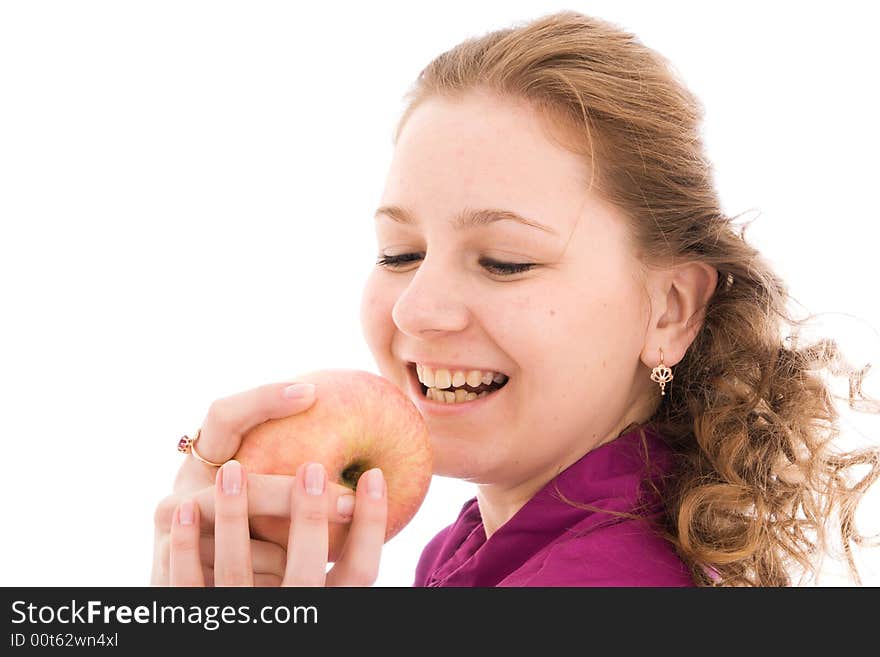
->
<box><xmin>416</xmin><ymin>522</ymin><xmax>454</xmax><ymax>567</ymax></box>
<box><xmin>501</xmin><ymin>517</ymin><xmax>696</xmax><ymax>587</ymax></box>
<box><xmin>413</xmin><ymin>498</ymin><xmax>479</xmax><ymax>586</ymax></box>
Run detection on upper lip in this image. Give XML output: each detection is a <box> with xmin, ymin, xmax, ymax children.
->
<box><xmin>405</xmin><ymin>360</ymin><xmax>509</xmax><ymax>376</ymax></box>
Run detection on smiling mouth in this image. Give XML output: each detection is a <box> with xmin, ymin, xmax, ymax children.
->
<box><xmin>408</xmin><ymin>362</ymin><xmax>510</xmax><ymax>399</ymax></box>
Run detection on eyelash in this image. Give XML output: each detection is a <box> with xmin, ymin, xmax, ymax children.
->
<box><xmin>375</xmin><ymin>253</ymin><xmax>536</xmax><ymax>276</ymax></box>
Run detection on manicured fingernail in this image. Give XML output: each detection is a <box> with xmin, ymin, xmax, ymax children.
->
<box><xmin>283</xmin><ymin>383</ymin><xmax>315</xmax><ymax>400</ymax></box>
<box><xmin>179</xmin><ymin>499</ymin><xmax>194</xmax><ymax>526</ymax></box>
<box><xmin>304</xmin><ymin>462</ymin><xmax>325</xmax><ymax>496</ymax></box>
<box><xmin>221</xmin><ymin>460</ymin><xmax>242</xmax><ymax>496</ymax></box>
<box><xmin>365</xmin><ymin>468</ymin><xmax>384</xmax><ymax>499</ymax></box>
<box><xmin>337</xmin><ymin>494</ymin><xmax>355</xmax><ymax>517</ymax></box>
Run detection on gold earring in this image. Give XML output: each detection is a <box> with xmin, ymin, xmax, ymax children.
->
<box><xmin>650</xmin><ymin>347</ymin><xmax>673</xmax><ymax>396</ymax></box>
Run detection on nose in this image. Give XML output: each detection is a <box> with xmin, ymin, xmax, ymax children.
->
<box><xmin>391</xmin><ymin>253</ymin><xmax>470</xmax><ymax>338</ymax></box>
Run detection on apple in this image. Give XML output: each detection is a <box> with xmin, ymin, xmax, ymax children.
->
<box><xmin>232</xmin><ymin>368</ymin><xmax>433</xmax><ymax>563</ymax></box>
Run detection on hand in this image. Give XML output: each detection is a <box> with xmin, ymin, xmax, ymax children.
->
<box><xmin>150</xmin><ymin>382</ymin><xmax>359</xmax><ymax>586</ymax></box>
<box><xmin>168</xmin><ymin>459</ymin><xmax>387</xmax><ymax>586</ymax></box>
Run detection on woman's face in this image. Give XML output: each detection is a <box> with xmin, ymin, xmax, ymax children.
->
<box><xmin>360</xmin><ymin>91</ymin><xmax>658</xmax><ymax>490</ymax></box>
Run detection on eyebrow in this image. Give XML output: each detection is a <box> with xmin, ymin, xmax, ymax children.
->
<box><xmin>374</xmin><ymin>205</ymin><xmax>559</xmax><ymax>236</ymax></box>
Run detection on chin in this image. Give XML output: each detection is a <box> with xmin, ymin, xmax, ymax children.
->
<box><xmin>419</xmin><ymin>433</ymin><xmax>491</xmax><ymax>481</ymax></box>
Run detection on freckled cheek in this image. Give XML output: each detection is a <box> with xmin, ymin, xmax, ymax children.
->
<box><xmin>359</xmin><ymin>278</ymin><xmax>397</xmax><ymax>357</ymax></box>
<box><xmin>576</xmin><ymin>295</ymin><xmax>641</xmax><ymax>365</ymax></box>
<box><xmin>537</xmin><ymin>292</ymin><xmax>613</xmax><ymax>358</ymax></box>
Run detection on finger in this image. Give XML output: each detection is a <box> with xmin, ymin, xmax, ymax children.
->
<box><xmin>198</xmin><ymin>536</ymin><xmax>287</xmax><ymax>578</ymax></box>
<box><xmin>281</xmin><ymin>462</ymin><xmax>330</xmax><ymax>587</ymax></box>
<box><xmin>326</xmin><ymin>468</ymin><xmax>387</xmax><ymax>587</ymax></box>
<box><xmin>203</xmin><ymin>568</ymin><xmax>281</xmax><ymax>588</ymax></box>
<box><xmin>166</xmin><ymin>474</ymin><xmax>355</xmax><ymax>533</ymax></box>
<box><xmin>254</xmin><ymin>573</ymin><xmax>283</xmax><ymax>587</ymax></box>
<box><xmin>172</xmin><ymin>455</ymin><xmax>221</xmax><ymax>496</ymax></box>
<box><xmin>162</xmin><ymin>534</ymin><xmax>288</xmax><ymax>584</ymax></box>
<box><xmin>151</xmin><ymin>526</ymin><xmax>170</xmax><ymax>586</ymax></box>
<box><xmin>169</xmin><ymin>499</ymin><xmax>206</xmax><ymax>587</ymax></box>
<box><xmin>196</xmin><ymin>381</ymin><xmax>318</xmax><ymax>465</ymax></box>
<box><xmin>212</xmin><ymin>460</ymin><xmax>254</xmax><ymax>586</ymax></box>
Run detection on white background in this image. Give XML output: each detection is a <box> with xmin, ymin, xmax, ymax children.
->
<box><xmin>1</xmin><ymin>1</ymin><xmax>878</xmax><ymax>587</ymax></box>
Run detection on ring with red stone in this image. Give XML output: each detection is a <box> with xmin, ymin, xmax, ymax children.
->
<box><xmin>177</xmin><ymin>427</ymin><xmax>225</xmax><ymax>467</ymax></box>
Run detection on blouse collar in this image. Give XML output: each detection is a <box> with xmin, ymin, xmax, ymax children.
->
<box><xmin>425</xmin><ymin>424</ymin><xmax>677</xmax><ymax>587</ymax></box>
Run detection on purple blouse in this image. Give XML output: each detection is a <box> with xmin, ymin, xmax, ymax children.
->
<box><xmin>413</xmin><ymin>425</ymin><xmax>696</xmax><ymax>587</ymax></box>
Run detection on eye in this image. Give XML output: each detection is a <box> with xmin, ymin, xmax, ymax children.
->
<box><xmin>375</xmin><ymin>253</ymin><xmax>423</xmax><ymax>267</ymax></box>
<box><xmin>375</xmin><ymin>253</ymin><xmax>536</xmax><ymax>277</ymax></box>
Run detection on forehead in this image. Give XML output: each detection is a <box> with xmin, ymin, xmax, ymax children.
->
<box><xmin>383</xmin><ymin>92</ymin><xmax>591</xmax><ymax>219</ymax></box>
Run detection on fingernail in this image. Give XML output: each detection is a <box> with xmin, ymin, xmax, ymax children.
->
<box><xmin>337</xmin><ymin>494</ymin><xmax>355</xmax><ymax>517</ymax></box>
<box><xmin>304</xmin><ymin>462</ymin><xmax>325</xmax><ymax>496</ymax></box>
<box><xmin>365</xmin><ymin>468</ymin><xmax>384</xmax><ymax>500</ymax></box>
<box><xmin>283</xmin><ymin>383</ymin><xmax>315</xmax><ymax>400</ymax></box>
<box><xmin>179</xmin><ymin>499</ymin><xmax>194</xmax><ymax>526</ymax></box>
<box><xmin>221</xmin><ymin>460</ymin><xmax>242</xmax><ymax>496</ymax></box>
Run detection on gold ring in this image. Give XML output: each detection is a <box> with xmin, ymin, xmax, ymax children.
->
<box><xmin>177</xmin><ymin>428</ymin><xmax>226</xmax><ymax>467</ymax></box>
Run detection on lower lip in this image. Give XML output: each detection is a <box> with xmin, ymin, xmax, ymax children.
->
<box><xmin>407</xmin><ymin>367</ymin><xmax>509</xmax><ymax>416</ymax></box>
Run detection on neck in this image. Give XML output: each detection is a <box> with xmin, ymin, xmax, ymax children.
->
<box><xmin>475</xmin><ymin>410</ymin><xmax>658</xmax><ymax>539</ymax></box>
<box><xmin>475</xmin><ymin>477</ymin><xmax>545</xmax><ymax>540</ymax></box>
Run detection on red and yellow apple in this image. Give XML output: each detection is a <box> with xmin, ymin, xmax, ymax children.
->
<box><xmin>233</xmin><ymin>368</ymin><xmax>433</xmax><ymax>562</ymax></box>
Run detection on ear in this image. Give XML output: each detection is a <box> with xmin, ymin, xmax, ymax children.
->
<box><xmin>641</xmin><ymin>261</ymin><xmax>718</xmax><ymax>368</ymax></box>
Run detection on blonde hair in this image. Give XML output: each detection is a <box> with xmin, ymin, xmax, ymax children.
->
<box><xmin>392</xmin><ymin>10</ymin><xmax>880</xmax><ymax>586</ymax></box>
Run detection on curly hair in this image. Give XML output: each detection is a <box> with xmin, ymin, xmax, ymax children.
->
<box><xmin>392</xmin><ymin>10</ymin><xmax>880</xmax><ymax>586</ymax></box>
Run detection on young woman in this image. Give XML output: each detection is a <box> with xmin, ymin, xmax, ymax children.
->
<box><xmin>151</xmin><ymin>10</ymin><xmax>880</xmax><ymax>587</ymax></box>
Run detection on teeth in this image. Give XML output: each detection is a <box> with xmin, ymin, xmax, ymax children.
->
<box><xmin>434</xmin><ymin>369</ymin><xmax>452</xmax><ymax>390</ymax></box>
<box><xmin>416</xmin><ymin>364</ymin><xmax>508</xmax><ymax>390</ymax></box>
<box><xmin>425</xmin><ymin>386</ymin><xmax>496</xmax><ymax>403</ymax></box>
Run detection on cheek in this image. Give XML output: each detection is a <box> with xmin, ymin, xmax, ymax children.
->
<box><xmin>509</xmin><ymin>281</ymin><xmax>641</xmax><ymax>373</ymax></box>
<box><xmin>359</xmin><ymin>273</ymin><xmax>395</xmax><ymax>353</ymax></box>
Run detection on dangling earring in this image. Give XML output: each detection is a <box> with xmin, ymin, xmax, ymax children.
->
<box><xmin>650</xmin><ymin>347</ymin><xmax>673</xmax><ymax>396</ymax></box>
